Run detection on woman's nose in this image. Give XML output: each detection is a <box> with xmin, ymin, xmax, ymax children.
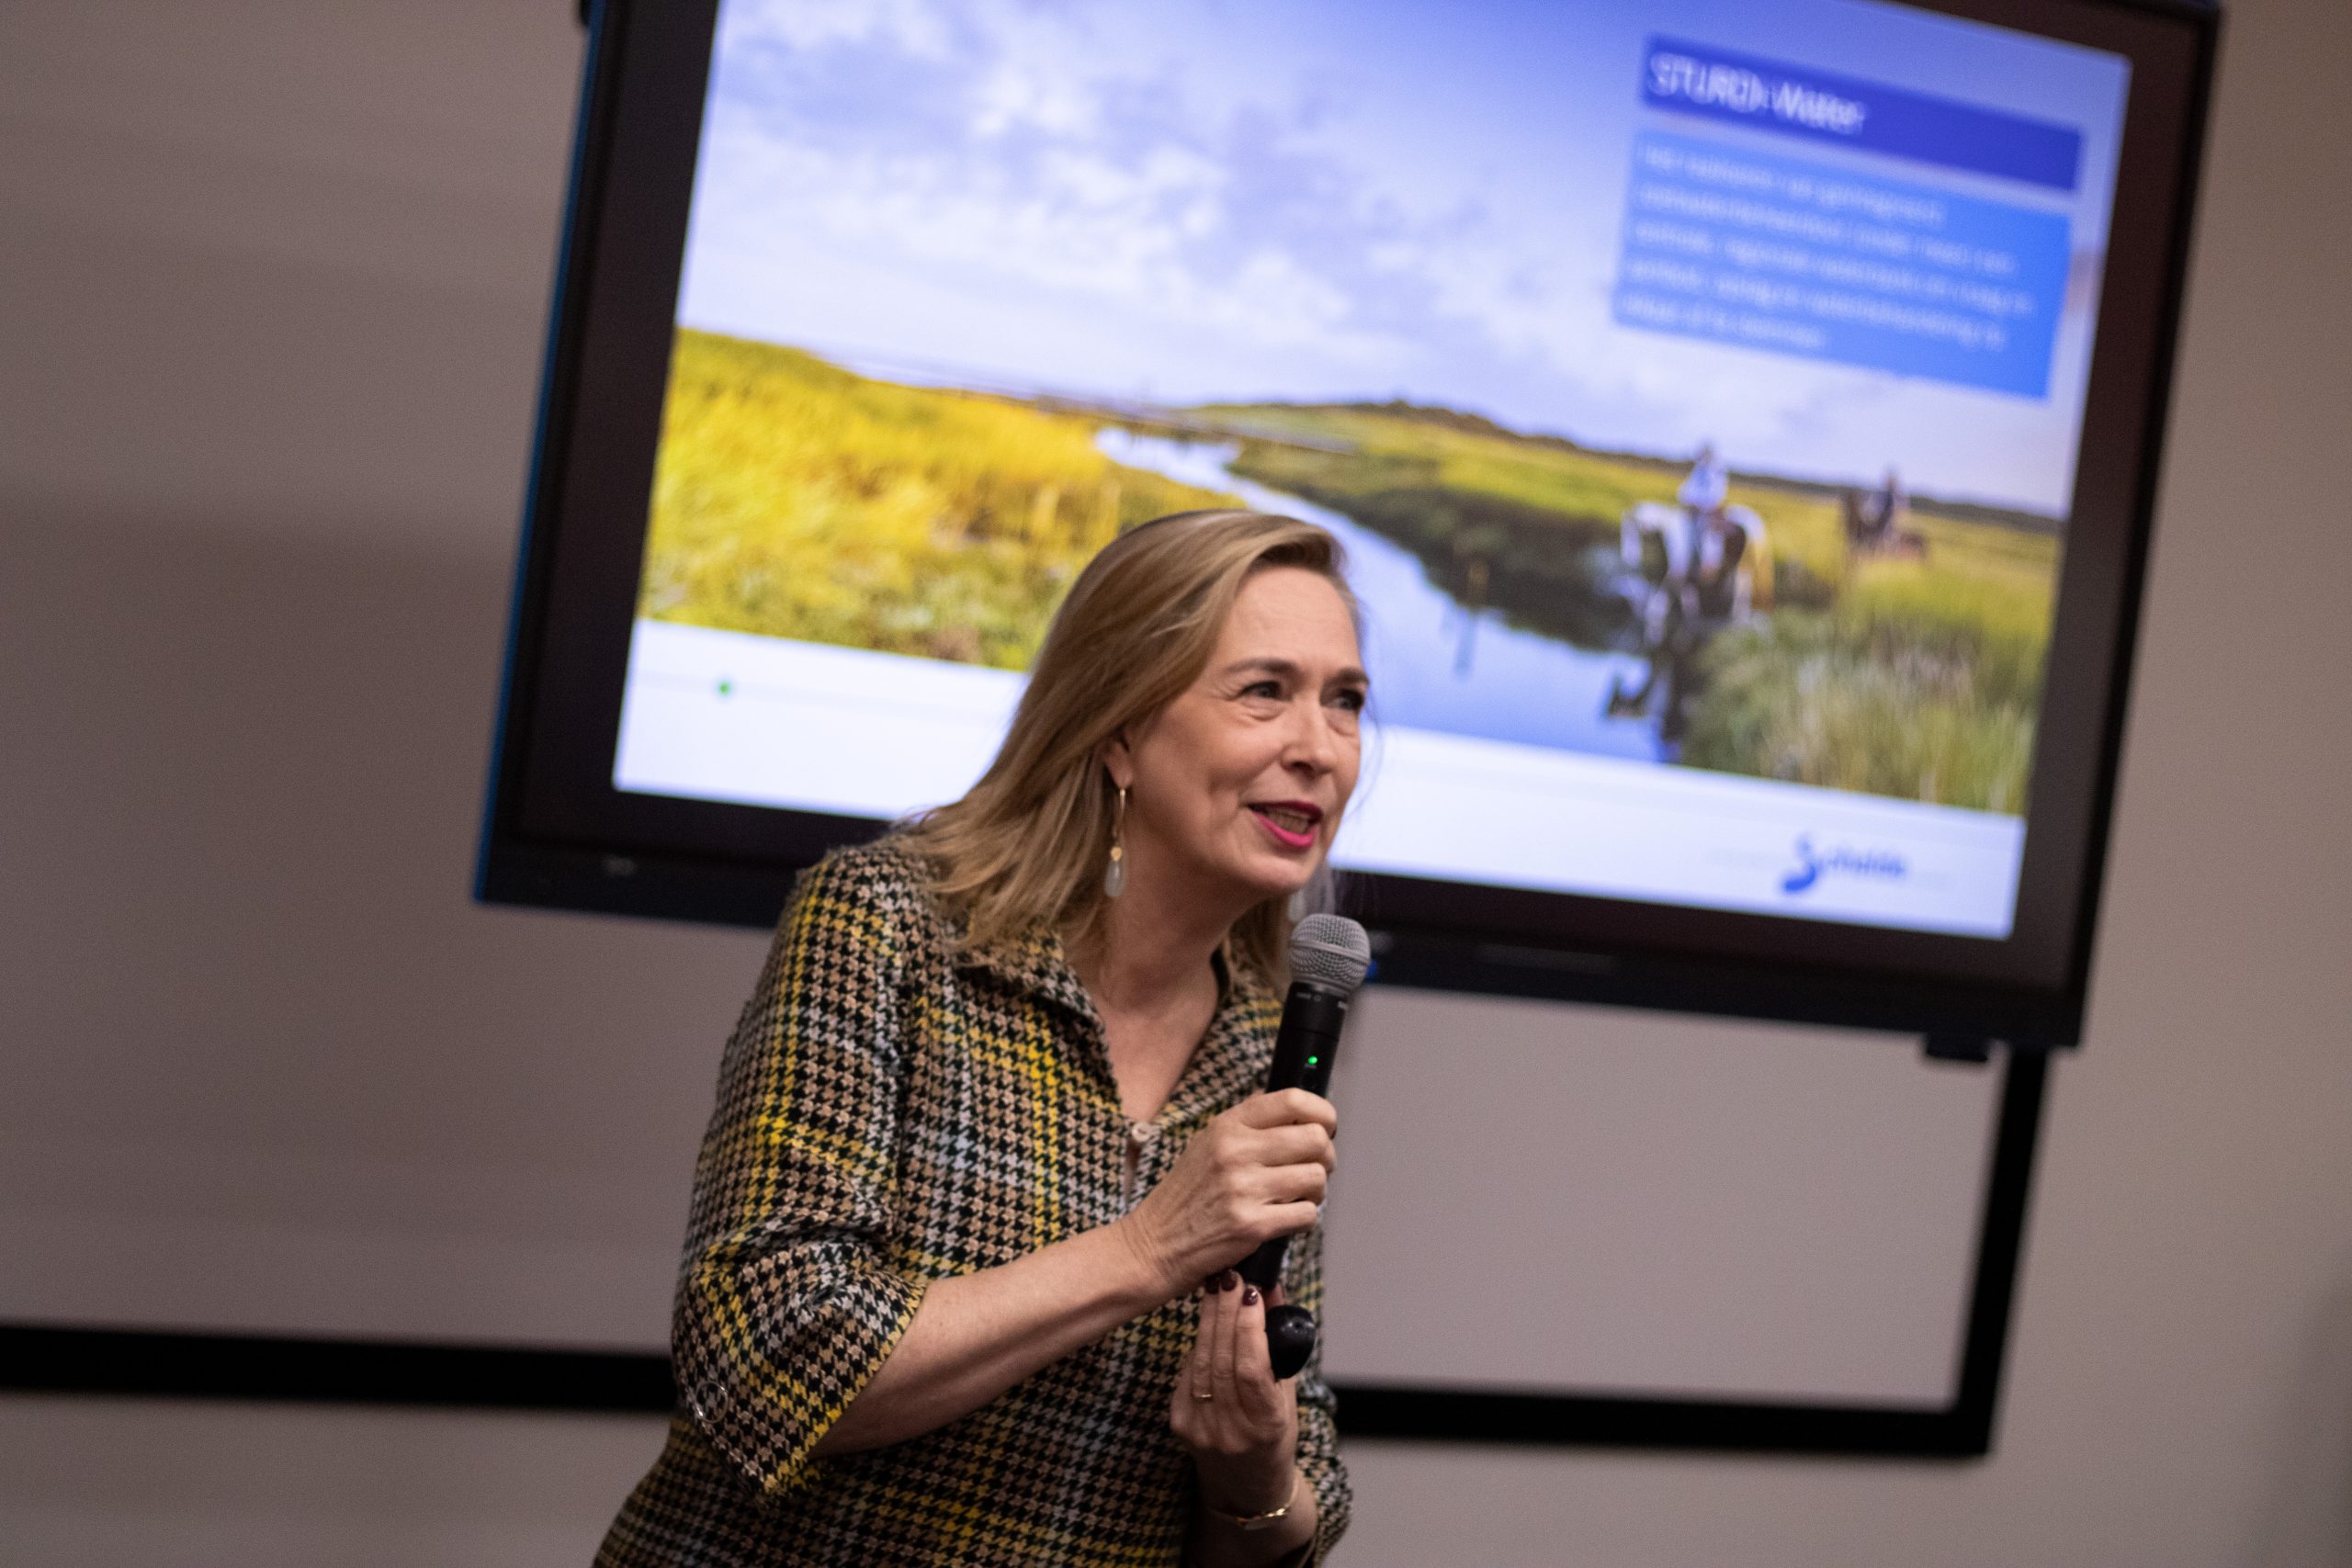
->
<box><xmin>1283</xmin><ymin>703</ymin><xmax>1342</xmax><ymax>773</ymax></box>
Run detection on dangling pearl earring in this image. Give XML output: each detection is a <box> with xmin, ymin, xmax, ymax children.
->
<box><xmin>1102</xmin><ymin>784</ymin><xmax>1128</xmax><ymax>899</ymax></box>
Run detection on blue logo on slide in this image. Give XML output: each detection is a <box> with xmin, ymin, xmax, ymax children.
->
<box><xmin>1782</xmin><ymin>835</ymin><xmax>1908</xmax><ymax>895</ymax></box>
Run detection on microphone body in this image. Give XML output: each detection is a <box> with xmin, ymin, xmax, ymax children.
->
<box><xmin>1236</xmin><ymin>914</ymin><xmax>1370</xmax><ymax>1378</ymax></box>
<box><xmin>1265</xmin><ymin>984</ymin><xmax>1348</xmax><ymax>1100</ymax></box>
<box><xmin>1237</xmin><ymin>978</ymin><xmax>1351</xmax><ymax>1292</ymax></box>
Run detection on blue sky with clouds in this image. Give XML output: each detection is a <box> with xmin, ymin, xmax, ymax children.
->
<box><xmin>676</xmin><ymin>0</ymin><xmax>2129</xmax><ymax>513</ymax></box>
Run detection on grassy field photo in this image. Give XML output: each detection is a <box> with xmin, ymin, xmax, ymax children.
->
<box><xmin>639</xmin><ymin>329</ymin><xmax>1230</xmax><ymax>671</ymax></box>
<box><xmin>1199</xmin><ymin>401</ymin><xmax>2060</xmax><ymax>814</ymax></box>
<box><xmin>639</xmin><ymin>328</ymin><xmax>2060</xmax><ymax>815</ymax></box>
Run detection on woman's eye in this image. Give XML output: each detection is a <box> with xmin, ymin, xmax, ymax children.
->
<box><xmin>1241</xmin><ymin>680</ymin><xmax>1283</xmax><ymax>700</ymax></box>
<box><xmin>1329</xmin><ymin>688</ymin><xmax>1367</xmax><ymax>713</ymax></box>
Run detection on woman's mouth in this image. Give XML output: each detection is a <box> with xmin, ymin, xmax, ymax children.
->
<box><xmin>1248</xmin><ymin>802</ymin><xmax>1323</xmax><ymax>850</ymax></box>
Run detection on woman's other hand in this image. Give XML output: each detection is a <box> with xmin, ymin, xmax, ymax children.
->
<box><xmin>1170</xmin><ymin>1273</ymin><xmax>1300</xmax><ymax>1517</ymax></box>
<box><xmin>1119</xmin><ymin>1089</ymin><xmax>1335</xmax><ymax>1296</ymax></box>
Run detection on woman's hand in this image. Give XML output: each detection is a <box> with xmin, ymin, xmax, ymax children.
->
<box><xmin>1170</xmin><ymin>1272</ymin><xmax>1300</xmax><ymax>1518</ymax></box>
<box><xmin>1119</xmin><ymin>1089</ymin><xmax>1336</xmax><ymax>1296</ymax></box>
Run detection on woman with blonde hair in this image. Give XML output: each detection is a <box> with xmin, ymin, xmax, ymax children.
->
<box><xmin>600</xmin><ymin>511</ymin><xmax>1367</xmax><ymax>1567</ymax></box>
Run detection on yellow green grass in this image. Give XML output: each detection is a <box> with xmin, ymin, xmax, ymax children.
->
<box><xmin>640</xmin><ymin>329</ymin><xmax>1229</xmax><ymax>669</ymax></box>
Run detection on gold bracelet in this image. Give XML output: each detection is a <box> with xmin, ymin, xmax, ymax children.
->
<box><xmin>1205</xmin><ymin>1471</ymin><xmax>1304</xmax><ymax>1533</ymax></box>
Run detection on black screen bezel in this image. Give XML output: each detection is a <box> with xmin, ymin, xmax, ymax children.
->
<box><xmin>481</xmin><ymin>0</ymin><xmax>2217</xmax><ymax>1045</ymax></box>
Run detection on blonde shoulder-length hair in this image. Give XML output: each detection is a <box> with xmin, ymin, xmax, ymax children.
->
<box><xmin>899</xmin><ymin>509</ymin><xmax>1360</xmax><ymax>985</ymax></box>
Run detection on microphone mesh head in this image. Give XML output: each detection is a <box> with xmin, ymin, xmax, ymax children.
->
<box><xmin>1290</xmin><ymin>914</ymin><xmax>1372</xmax><ymax>995</ymax></box>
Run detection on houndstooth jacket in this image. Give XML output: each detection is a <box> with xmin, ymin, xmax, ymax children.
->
<box><xmin>596</xmin><ymin>837</ymin><xmax>1350</xmax><ymax>1566</ymax></box>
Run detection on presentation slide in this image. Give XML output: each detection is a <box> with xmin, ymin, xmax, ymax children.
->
<box><xmin>614</xmin><ymin>0</ymin><xmax>2131</xmax><ymax>939</ymax></box>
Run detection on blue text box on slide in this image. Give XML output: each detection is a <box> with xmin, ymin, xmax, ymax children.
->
<box><xmin>1611</xmin><ymin>132</ymin><xmax>2073</xmax><ymax>398</ymax></box>
<box><xmin>1641</xmin><ymin>38</ymin><xmax>2085</xmax><ymax>192</ymax></box>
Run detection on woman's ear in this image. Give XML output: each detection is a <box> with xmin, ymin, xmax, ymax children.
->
<box><xmin>1101</xmin><ymin>731</ymin><xmax>1135</xmax><ymax>791</ymax></box>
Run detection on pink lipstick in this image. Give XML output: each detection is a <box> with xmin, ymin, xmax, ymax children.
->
<box><xmin>1249</xmin><ymin>801</ymin><xmax>1323</xmax><ymax>850</ymax></box>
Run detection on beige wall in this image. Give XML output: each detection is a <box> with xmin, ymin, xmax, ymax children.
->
<box><xmin>4</xmin><ymin>1</ymin><xmax>2349</xmax><ymax>1563</ymax></box>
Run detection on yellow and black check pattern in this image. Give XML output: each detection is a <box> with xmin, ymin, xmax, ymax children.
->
<box><xmin>597</xmin><ymin>838</ymin><xmax>1350</xmax><ymax>1566</ymax></box>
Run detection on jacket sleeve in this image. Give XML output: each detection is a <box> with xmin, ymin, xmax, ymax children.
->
<box><xmin>1283</xmin><ymin>1215</ymin><xmax>1352</xmax><ymax>1563</ymax></box>
<box><xmin>670</xmin><ymin>852</ymin><xmax>930</xmax><ymax>1496</ymax></box>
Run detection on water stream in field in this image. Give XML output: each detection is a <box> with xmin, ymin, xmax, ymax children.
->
<box><xmin>1095</xmin><ymin>429</ymin><xmax>1665</xmax><ymax>761</ymax></box>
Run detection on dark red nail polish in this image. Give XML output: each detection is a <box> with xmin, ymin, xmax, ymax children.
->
<box><xmin>1243</xmin><ymin>1285</ymin><xmax>1261</xmax><ymax>1306</ymax></box>
<box><xmin>1220</xmin><ymin>1270</ymin><xmax>1238</xmax><ymax>1292</ymax></box>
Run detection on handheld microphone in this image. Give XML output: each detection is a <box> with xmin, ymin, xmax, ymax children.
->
<box><xmin>1240</xmin><ymin>912</ymin><xmax>1371</xmax><ymax>1379</ymax></box>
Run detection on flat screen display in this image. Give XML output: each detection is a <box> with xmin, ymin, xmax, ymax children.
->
<box><xmin>609</xmin><ymin>0</ymin><xmax>2130</xmax><ymax>942</ymax></box>
<box><xmin>483</xmin><ymin>0</ymin><xmax>2211</xmax><ymax>1042</ymax></box>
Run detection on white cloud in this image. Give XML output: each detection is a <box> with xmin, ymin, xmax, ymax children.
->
<box><xmin>701</xmin><ymin>147</ymin><xmax>1402</xmax><ymax>367</ymax></box>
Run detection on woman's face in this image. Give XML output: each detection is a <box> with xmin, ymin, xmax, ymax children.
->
<box><xmin>1109</xmin><ymin>567</ymin><xmax>1367</xmax><ymax>917</ymax></box>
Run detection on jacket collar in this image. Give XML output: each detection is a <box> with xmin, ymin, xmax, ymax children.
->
<box><xmin>960</xmin><ymin>927</ymin><xmax>1282</xmax><ymax>1126</ymax></box>
<box><xmin>960</xmin><ymin>924</ymin><xmax>1102</xmax><ymax>1025</ymax></box>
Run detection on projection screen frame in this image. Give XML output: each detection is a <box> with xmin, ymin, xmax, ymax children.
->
<box><xmin>477</xmin><ymin>0</ymin><xmax>2219</xmax><ymax>1052</ymax></box>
